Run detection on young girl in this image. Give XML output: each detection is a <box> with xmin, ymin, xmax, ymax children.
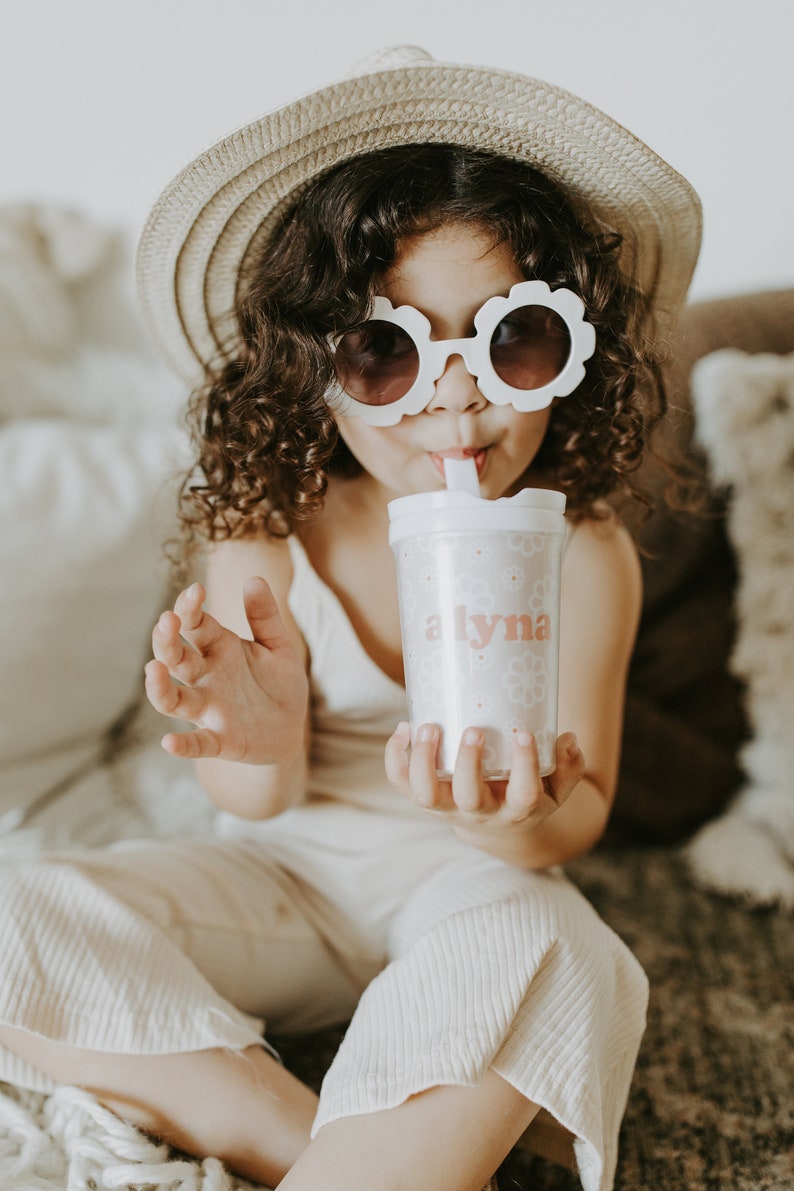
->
<box><xmin>0</xmin><ymin>47</ymin><xmax>701</xmax><ymax>1191</ymax></box>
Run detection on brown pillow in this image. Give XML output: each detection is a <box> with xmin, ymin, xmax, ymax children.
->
<box><xmin>609</xmin><ymin>290</ymin><xmax>794</xmax><ymax>842</ymax></box>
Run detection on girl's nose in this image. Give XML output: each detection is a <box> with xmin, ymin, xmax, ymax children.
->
<box><xmin>425</xmin><ymin>353</ymin><xmax>488</xmax><ymax>415</ymax></box>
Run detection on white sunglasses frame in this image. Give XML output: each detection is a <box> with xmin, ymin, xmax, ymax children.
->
<box><xmin>328</xmin><ymin>279</ymin><xmax>597</xmax><ymax>427</ymax></box>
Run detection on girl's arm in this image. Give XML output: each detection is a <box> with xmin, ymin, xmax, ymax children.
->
<box><xmin>145</xmin><ymin>536</ymin><xmax>310</xmax><ymax>820</ymax></box>
<box><xmin>502</xmin><ymin>513</ymin><xmax>642</xmax><ymax>866</ymax></box>
<box><xmin>386</xmin><ymin>513</ymin><xmax>642</xmax><ymax>868</ymax></box>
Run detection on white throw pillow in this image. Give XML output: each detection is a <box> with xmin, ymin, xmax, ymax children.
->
<box><xmin>0</xmin><ymin>417</ymin><xmax>185</xmax><ymax>827</ymax></box>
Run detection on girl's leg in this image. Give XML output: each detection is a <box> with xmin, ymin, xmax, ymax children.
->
<box><xmin>302</xmin><ymin>849</ymin><xmax>647</xmax><ymax>1191</ymax></box>
<box><xmin>279</xmin><ymin>1069</ymin><xmax>539</xmax><ymax>1191</ymax></box>
<box><xmin>0</xmin><ymin>839</ymin><xmax>365</xmax><ymax>1184</ymax></box>
<box><xmin>0</xmin><ymin>1025</ymin><xmax>317</xmax><ymax>1187</ymax></box>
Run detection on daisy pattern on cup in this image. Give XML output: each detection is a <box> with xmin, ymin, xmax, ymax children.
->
<box><xmin>454</xmin><ymin>572</ymin><xmax>494</xmax><ymax>614</ymax></box>
<box><xmin>506</xmin><ymin>533</ymin><xmax>546</xmax><ymax>558</ymax></box>
<box><xmin>418</xmin><ymin>565</ymin><xmax>437</xmax><ymax>591</ymax></box>
<box><xmin>468</xmin><ymin>691</ymin><xmax>494</xmax><ymax>717</ymax></box>
<box><xmin>466</xmin><ymin>539</ymin><xmax>493</xmax><ymax>564</ymax></box>
<box><xmin>501</xmin><ymin>563</ymin><xmax>525</xmax><ymax>591</ymax></box>
<box><xmin>503</xmin><ymin>651</ymin><xmax>548</xmax><ymax>709</ymax></box>
<box><xmin>529</xmin><ymin>575</ymin><xmax>554</xmax><ymax>615</ymax></box>
<box><xmin>418</xmin><ymin>651</ymin><xmax>445</xmax><ymax>707</ymax></box>
<box><xmin>400</xmin><ymin>576</ymin><xmax>417</xmax><ymax>625</ymax></box>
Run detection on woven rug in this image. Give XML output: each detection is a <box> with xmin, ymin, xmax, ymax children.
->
<box><xmin>1</xmin><ymin>842</ymin><xmax>791</xmax><ymax>1190</ymax></box>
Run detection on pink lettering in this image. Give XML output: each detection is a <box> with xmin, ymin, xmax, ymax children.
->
<box><xmin>422</xmin><ymin>605</ymin><xmax>553</xmax><ymax>648</ymax></box>
<box><xmin>425</xmin><ymin>615</ymin><xmax>441</xmax><ymax>641</ymax></box>
<box><xmin>535</xmin><ymin>613</ymin><xmax>551</xmax><ymax>641</ymax></box>
<box><xmin>469</xmin><ymin>614</ymin><xmax>503</xmax><ymax>650</ymax></box>
<box><xmin>503</xmin><ymin>614</ymin><xmax>534</xmax><ymax>641</ymax></box>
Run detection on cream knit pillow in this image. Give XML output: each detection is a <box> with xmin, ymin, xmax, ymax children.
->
<box><xmin>685</xmin><ymin>349</ymin><xmax>794</xmax><ymax>908</ymax></box>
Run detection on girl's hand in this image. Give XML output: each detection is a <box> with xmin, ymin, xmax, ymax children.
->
<box><xmin>384</xmin><ymin>723</ymin><xmax>585</xmax><ymax>840</ymax></box>
<box><xmin>145</xmin><ymin>578</ymin><xmax>308</xmax><ymax>766</ymax></box>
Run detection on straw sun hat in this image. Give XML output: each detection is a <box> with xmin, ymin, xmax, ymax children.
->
<box><xmin>136</xmin><ymin>45</ymin><xmax>702</xmax><ymax>384</ymax></box>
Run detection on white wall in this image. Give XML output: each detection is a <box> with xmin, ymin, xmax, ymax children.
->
<box><xmin>2</xmin><ymin>0</ymin><xmax>792</xmax><ymax>302</ymax></box>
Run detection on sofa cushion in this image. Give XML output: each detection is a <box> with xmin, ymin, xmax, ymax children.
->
<box><xmin>0</xmin><ymin>202</ymin><xmax>186</xmax><ymax>835</ymax></box>
<box><xmin>682</xmin><ymin>348</ymin><xmax>794</xmax><ymax>907</ymax></box>
<box><xmin>0</xmin><ymin>419</ymin><xmax>184</xmax><ymax>828</ymax></box>
<box><xmin>612</xmin><ymin>289</ymin><xmax>794</xmax><ymax>841</ymax></box>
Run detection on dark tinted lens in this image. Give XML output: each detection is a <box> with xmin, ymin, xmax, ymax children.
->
<box><xmin>334</xmin><ymin>320</ymin><xmax>419</xmax><ymax>406</ymax></box>
<box><xmin>489</xmin><ymin>306</ymin><xmax>571</xmax><ymax>390</ymax></box>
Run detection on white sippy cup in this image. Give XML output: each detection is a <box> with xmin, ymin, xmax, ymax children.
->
<box><xmin>388</xmin><ymin>459</ymin><xmax>566</xmax><ymax>778</ymax></box>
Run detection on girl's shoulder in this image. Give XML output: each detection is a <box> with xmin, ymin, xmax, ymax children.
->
<box><xmin>566</xmin><ymin>501</ymin><xmax>637</xmax><ymax>549</ymax></box>
<box><xmin>204</xmin><ymin>531</ymin><xmax>295</xmax><ymax>585</ymax></box>
<box><xmin>558</xmin><ymin>508</ymin><xmax>642</xmax><ymax>733</ymax></box>
<box><xmin>563</xmin><ymin>505</ymin><xmax>642</xmax><ymax>609</ymax></box>
<box><xmin>202</xmin><ymin>533</ymin><xmax>298</xmax><ymax>639</ymax></box>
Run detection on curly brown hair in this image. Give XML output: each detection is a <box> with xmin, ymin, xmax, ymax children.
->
<box><xmin>179</xmin><ymin>144</ymin><xmax>664</xmax><ymax>551</ymax></box>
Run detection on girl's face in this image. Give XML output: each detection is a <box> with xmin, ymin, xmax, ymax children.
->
<box><xmin>333</xmin><ymin>223</ymin><xmax>554</xmax><ymax>502</ymax></box>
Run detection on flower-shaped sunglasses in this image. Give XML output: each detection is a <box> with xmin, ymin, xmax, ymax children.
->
<box><xmin>328</xmin><ymin>280</ymin><xmax>596</xmax><ymax>427</ymax></box>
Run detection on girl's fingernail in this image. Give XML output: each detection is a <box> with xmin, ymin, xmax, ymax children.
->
<box><xmin>567</xmin><ymin>736</ymin><xmax>580</xmax><ymax>760</ymax></box>
<box><xmin>516</xmin><ymin>731</ymin><xmax>534</xmax><ymax>748</ymax></box>
<box><xmin>417</xmin><ymin>724</ymin><xmax>437</xmax><ymax>743</ymax></box>
<box><xmin>462</xmin><ymin>727</ymin><xmax>484</xmax><ymax>747</ymax></box>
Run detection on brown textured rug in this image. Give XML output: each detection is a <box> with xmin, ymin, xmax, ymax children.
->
<box><xmin>276</xmin><ymin>842</ymin><xmax>794</xmax><ymax>1191</ymax></box>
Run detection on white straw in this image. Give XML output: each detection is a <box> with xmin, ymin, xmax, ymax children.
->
<box><xmin>443</xmin><ymin>456</ymin><xmax>481</xmax><ymax>496</ymax></box>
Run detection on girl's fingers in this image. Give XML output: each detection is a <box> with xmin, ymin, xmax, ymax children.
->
<box><xmin>387</xmin><ymin>723</ymin><xmax>584</xmax><ymax>829</ymax></box>
<box><xmin>503</xmin><ymin>732</ymin><xmax>544</xmax><ymax>820</ymax></box>
<box><xmin>384</xmin><ymin>721</ymin><xmax>411</xmax><ymax>789</ymax></box>
<box><xmin>173</xmin><ymin>581</ymin><xmax>205</xmax><ymax>621</ymax></box>
<box><xmin>407</xmin><ymin>724</ymin><xmax>446</xmax><ymax>809</ymax></box>
<box><xmin>172</xmin><ymin>583</ymin><xmax>227</xmax><ymax>654</ymax></box>
<box><xmin>408</xmin><ymin>724</ymin><xmax>460</xmax><ymax>812</ymax></box>
<box><xmin>503</xmin><ymin>731</ymin><xmax>583</xmax><ymax>822</ymax></box>
<box><xmin>144</xmin><ymin>659</ymin><xmax>206</xmax><ymax>724</ymax></box>
<box><xmin>151</xmin><ymin>612</ymin><xmax>206</xmax><ymax>684</ymax></box>
<box><xmin>385</xmin><ymin>723</ymin><xmax>456</xmax><ymax>813</ymax></box>
<box><xmin>242</xmin><ymin>577</ymin><xmax>291</xmax><ymax>651</ymax></box>
<box><xmin>451</xmin><ymin>728</ymin><xmax>498</xmax><ymax>815</ymax></box>
<box><xmin>160</xmin><ymin>727</ymin><xmax>222</xmax><ymax>760</ymax></box>
<box><xmin>144</xmin><ymin>658</ymin><xmax>177</xmax><ymax>710</ymax></box>
<box><xmin>545</xmin><ymin>732</ymin><xmax>586</xmax><ymax>803</ymax></box>
<box><xmin>153</xmin><ymin>582</ymin><xmax>230</xmax><ymax>684</ymax></box>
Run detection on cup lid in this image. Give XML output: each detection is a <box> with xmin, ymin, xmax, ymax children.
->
<box><xmin>387</xmin><ymin>485</ymin><xmax>566</xmax><ymax>520</ymax></box>
<box><xmin>388</xmin><ymin>485</ymin><xmax>567</xmax><ymax>545</ymax></box>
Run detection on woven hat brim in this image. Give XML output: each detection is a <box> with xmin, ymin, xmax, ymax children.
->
<box><xmin>136</xmin><ymin>60</ymin><xmax>702</xmax><ymax>383</ymax></box>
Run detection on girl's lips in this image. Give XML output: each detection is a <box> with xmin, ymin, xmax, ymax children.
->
<box><xmin>429</xmin><ymin>448</ymin><xmax>488</xmax><ymax>479</ymax></box>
